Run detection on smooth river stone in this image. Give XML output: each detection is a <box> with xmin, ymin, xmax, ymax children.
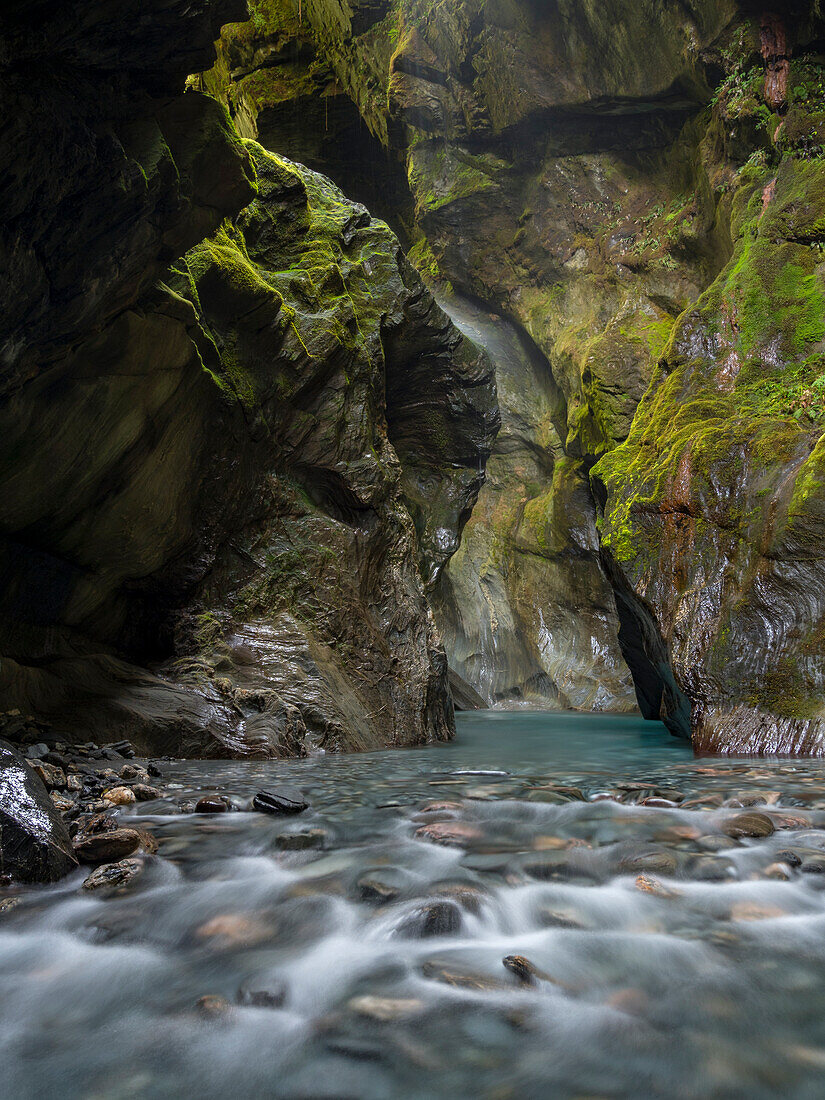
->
<box><xmin>74</xmin><ymin>829</ymin><xmax>141</xmax><ymax>863</ymax></box>
<box><xmin>721</xmin><ymin>813</ymin><xmax>775</xmax><ymax>839</ymax></box>
<box><xmin>252</xmin><ymin>787</ymin><xmax>309</xmax><ymax>815</ymax></box>
<box><xmin>82</xmin><ymin>858</ymin><xmax>143</xmax><ymax>891</ymax></box>
<box><xmin>395</xmin><ymin>901</ymin><xmax>462</xmax><ymax>938</ymax></box>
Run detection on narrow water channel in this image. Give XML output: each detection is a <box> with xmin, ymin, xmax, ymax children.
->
<box><xmin>4</xmin><ymin>712</ymin><xmax>825</xmax><ymax>1098</ymax></box>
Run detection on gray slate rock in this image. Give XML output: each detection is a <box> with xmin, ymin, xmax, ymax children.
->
<box><xmin>252</xmin><ymin>787</ymin><xmax>309</xmax><ymax>815</ymax></box>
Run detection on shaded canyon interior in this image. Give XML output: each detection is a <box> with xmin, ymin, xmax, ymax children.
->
<box><xmin>3</xmin><ymin>0</ymin><xmax>825</xmax><ymax>762</ymax></box>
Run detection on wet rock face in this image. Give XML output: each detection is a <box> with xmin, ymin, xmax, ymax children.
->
<box><xmin>0</xmin><ymin>740</ymin><xmax>77</xmax><ymax>882</ymax></box>
<box><xmin>208</xmin><ymin>1</ymin><xmax>825</xmax><ymax>750</ymax></box>
<box><xmin>0</xmin><ymin>0</ymin><xmax>254</xmax><ymax>390</ymax></box>
<box><xmin>595</xmin><ymin>14</ymin><xmax>825</xmax><ymax>752</ymax></box>
<box><xmin>0</xmin><ymin>5</ymin><xmax>497</xmax><ymax>755</ymax></box>
<box><xmin>431</xmin><ymin>296</ymin><xmax>636</xmax><ymax>710</ymax></box>
<box><xmin>157</xmin><ymin>147</ymin><xmax>496</xmax><ymax>753</ymax></box>
<box><xmin>201</xmin><ymin>0</ymin><xmax>732</xmax><ymax>715</ymax></box>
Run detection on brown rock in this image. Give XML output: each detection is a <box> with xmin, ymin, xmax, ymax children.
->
<box><xmin>33</xmin><ymin>762</ymin><xmax>66</xmax><ymax>790</ymax></box>
<box><xmin>119</xmin><ymin>764</ymin><xmax>150</xmax><ymax>783</ymax></box>
<box><xmin>103</xmin><ymin>786</ymin><xmax>137</xmax><ymax>806</ymax></box>
<box><xmin>133</xmin><ymin>827</ymin><xmax>158</xmax><ymax>854</ymax></box>
<box><xmin>634</xmin><ymin>874</ymin><xmax>680</xmax><ymax>898</ymax></box>
<box><xmin>82</xmin><ymin>858</ymin><xmax>143</xmax><ymax>891</ymax></box>
<box><xmin>195</xmin><ymin>795</ymin><xmax>230</xmax><ymax>814</ymax></box>
<box><xmin>132</xmin><ymin>784</ymin><xmax>161</xmax><ymax>801</ymax></box>
<box><xmin>196</xmin><ymin>995</ymin><xmax>233</xmax><ymax>1019</ymax></box>
<box><xmin>74</xmin><ymin>828</ymin><xmax>141</xmax><ymax>864</ymax></box>
<box><xmin>415</xmin><ymin>821</ymin><xmax>481</xmax><ymax>846</ymax></box>
<box><xmin>722</xmin><ymin>813</ymin><xmax>775</xmax><ymax>839</ymax></box>
<box><xmin>196</xmin><ymin>913</ymin><xmax>272</xmax><ymax>947</ymax></box>
<box><xmin>348</xmin><ymin>995</ymin><xmax>423</xmax><ymax>1021</ymax></box>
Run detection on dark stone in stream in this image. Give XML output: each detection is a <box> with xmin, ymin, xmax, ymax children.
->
<box><xmin>237</xmin><ymin>980</ymin><xmax>288</xmax><ymax>1008</ymax></box>
<box><xmin>357</xmin><ymin>869</ymin><xmax>410</xmax><ymax>903</ymax></box>
<box><xmin>252</xmin><ymin>787</ymin><xmax>309</xmax><ymax>815</ymax></box>
<box><xmin>132</xmin><ymin>784</ymin><xmax>161</xmax><ymax>801</ymax></box>
<box><xmin>502</xmin><ymin>955</ymin><xmax>543</xmax><ymax>986</ymax></box>
<box><xmin>777</xmin><ymin>849</ymin><xmax>803</xmax><ymax>867</ymax></box>
<box><xmin>42</xmin><ymin>751</ymin><xmax>68</xmax><ymax>769</ymax></box>
<box><xmin>195</xmin><ymin>795</ymin><xmax>230</xmax><ymax>814</ymax></box>
<box><xmin>523</xmin><ymin>854</ymin><xmax>601</xmax><ymax>883</ymax></box>
<box><xmin>433</xmin><ymin>883</ymin><xmax>487</xmax><ymax>915</ymax></box>
<box><xmin>275</xmin><ymin>829</ymin><xmax>326</xmax><ymax>851</ymax></box>
<box><xmin>801</xmin><ymin>858</ymin><xmax>825</xmax><ymax>874</ymax></box>
<box><xmin>395</xmin><ymin>900</ymin><xmax>462</xmax><ymax>938</ymax></box>
<box><xmin>82</xmin><ymin>858</ymin><xmax>143</xmax><ymax>891</ymax></box>
<box><xmin>73</xmin><ymin>828</ymin><xmax>141</xmax><ymax>863</ymax></box>
<box><xmin>0</xmin><ymin>738</ymin><xmax>77</xmax><ymax>882</ymax></box>
<box><xmin>722</xmin><ymin>812</ymin><xmax>775</xmax><ymax>839</ymax></box>
<box><xmin>196</xmin><ymin>995</ymin><xmax>233</xmax><ymax>1019</ymax></box>
<box><xmin>618</xmin><ymin>848</ymin><xmax>679</xmax><ymax>875</ymax></box>
<box><xmin>689</xmin><ymin>855</ymin><xmax>736</xmax><ymax>882</ymax></box>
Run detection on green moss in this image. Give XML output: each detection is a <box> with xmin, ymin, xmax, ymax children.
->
<box><xmin>596</xmin><ymin>118</ymin><xmax>825</xmax><ymax>569</ymax></box>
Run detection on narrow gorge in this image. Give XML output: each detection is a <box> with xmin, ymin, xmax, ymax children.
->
<box><xmin>3</xmin><ymin>2</ymin><xmax>825</xmax><ymax>1097</ymax></box>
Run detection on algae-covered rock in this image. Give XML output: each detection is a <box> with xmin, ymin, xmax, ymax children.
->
<box><xmin>213</xmin><ymin>1</ymin><xmax>825</xmax><ymax>751</ymax></box>
<box><xmin>200</xmin><ymin>0</ymin><xmax>734</xmax><ymax>714</ymax></box>
<box><xmin>595</xmin><ymin>29</ymin><xmax>825</xmax><ymax>751</ymax></box>
<box><xmin>0</xmin><ymin>142</ymin><xmax>496</xmax><ymax>754</ymax></box>
<box><xmin>0</xmin><ymin>0</ymin><xmax>256</xmax><ymax>389</ymax></box>
<box><xmin>0</xmin><ymin>1</ymin><xmax>497</xmax><ymax>755</ymax></box>
<box><xmin>432</xmin><ymin>295</ymin><xmax>636</xmax><ymax>709</ymax></box>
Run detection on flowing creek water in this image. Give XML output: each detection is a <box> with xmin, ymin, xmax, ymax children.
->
<box><xmin>5</xmin><ymin>711</ymin><xmax>825</xmax><ymax>1097</ymax></box>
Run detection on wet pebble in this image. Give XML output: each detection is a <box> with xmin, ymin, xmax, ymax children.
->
<box><xmin>196</xmin><ymin>995</ymin><xmax>233</xmax><ymax>1019</ymax></box>
<box><xmin>132</xmin><ymin>784</ymin><xmax>161</xmax><ymax>801</ymax></box>
<box><xmin>777</xmin><ymin>849</ymin><xmax>803</xmax><ymax>867</ymax></box>
<box><xmin>196</xmin><ymin>913</ymin><xmax>273</xmax><ymax>948</ymax></box>
<box><xmin>618</xmin><ymin>848</ymin><xmax>678</xmax><ymax>876</ymax></box>
<box><xmin>761</xmin><ymin>862</ymin><xmax>791</xmax><ymax>880</ymax></box>
<box><xmin>119</xmin><ymin>764</ymin><xmax>150</xmax><ymax>783</ymax></box>
<box><xmin>357</xmin><ymin>869</ymin><xmax>411</xmax><ymax>904</ymax></box>
<box><xmin>276</xmin><ymin>829</ymin><xmax>326</xmax><ymax>851</ymax></box>
<box><xmin>195</xmin><ymin>795</ymin><xmax>230</xmax><ymax>814</ymax></box>
<box><xmin>252</xmin><ymin>787</ymin><xmax>309</xmax><ymax>815</ymax></box>
<box><xmin>348</xmin><ymin>996</ymin><xmax>423</xmax><ymax>1022</ymax></box>
<box><xmin>82</xmin><ymin>858</ymin><xmax>143</xmax><ymax>891</ymax></box>
<box><xmin>74</xmin><ymin>829</ymin><xmax>141</xmax><ymax>864</ymax></box>
<box><xmin>103</xmin><ymin>786</ymin><xmax>136</xmax><ymax>806</ymax></box>
<box><xmin>420</xmin><ymin>961</ymin><xmax>507</xmax><ymax>992</ymax></box>
<box><xmin>721</xmin><ymin>812</ymin><xmax>775</xmax><ymax>839</ymax></box>
<box><xmin>395</xmin><ymin>901</ymin><xmax>462</xmax><ymax>939</ymax></box>
<box><xmin>433</xmin><ymin>883</ymin><xmax>486</xmax><ymax>915</ymax></box>
<box><xmin>537</xmin><ymin>907</ymin><xmax>588</xmax><ymax>930</ymax></box>
<box><xmin>523</xmin><ymin>854</ymin><xmax>600</xmax><ymax>883</ymax></box>
<box><xmin>415</xmin><ymin>820</ymin><xmax>481</xmax><ymax>845</ymax></box>
<box><xmin>237</xmin><ymin>980</ymin><xmax>288</xmax><ymax>1008</ymax></box>
<box><xmin>689</xmin><ymin>855</ymin><xmax>736</xmax><ymax>882</ymax></box>
<box><xmin>32</xmin><ymin>762</ymin><xmax>66</xmax><ymax>790</ymax></box>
